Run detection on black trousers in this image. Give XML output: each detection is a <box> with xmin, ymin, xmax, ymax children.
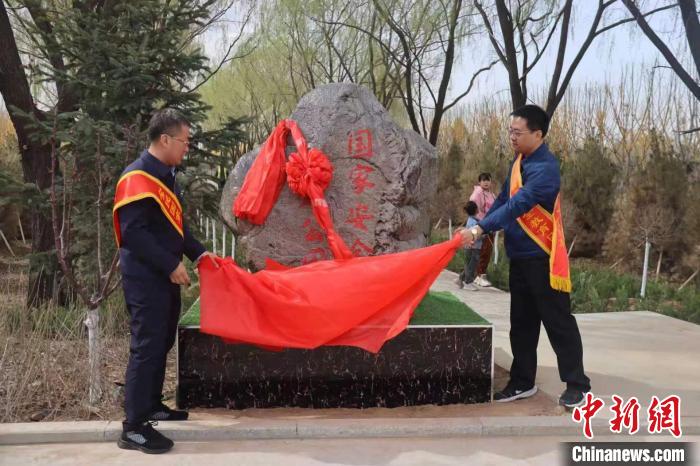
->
<box><xmin>122</xmin><ymin>275</ymin><xmax>181</xmax><ymax>425</ymax></box>
<box><xmin>508</xmin><ymin>258</ymin><xmax>590</xmax><ymax>392</ymax></box>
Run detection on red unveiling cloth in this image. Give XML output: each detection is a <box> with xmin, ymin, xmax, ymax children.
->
<box><xmin>198</xmin><ymin>120</ymin><xmax>460</xmax><ymax>353</ymax></box>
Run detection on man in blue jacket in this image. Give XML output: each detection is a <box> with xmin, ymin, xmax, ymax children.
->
<box><xmin>462</xmin><ymin>105</ymin><xmax>590</xmax><ymax>408</ymax></box>
<box><xmin>114</xmin><ymin>109</ymin><xmax>217</xmax><ymax>453</ymax></box>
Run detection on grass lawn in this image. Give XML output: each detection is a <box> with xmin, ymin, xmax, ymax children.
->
<box><xmin>431</xmin><ymin>230</ymin><xmax>700</xmax><ymax>324</ymax></box>
<box><xmin>179</xmin><ymin>290</ymin><xmax>490</xmax><ymax>327</ymax></box>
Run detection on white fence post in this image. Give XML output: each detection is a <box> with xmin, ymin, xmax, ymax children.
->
<box><xmin>222</xmin><ymin>224</ymin><xmax>226</xmax><ymax>257</ymax></box>
<box><xmin>212</xmin><ymin>220</ymin><xmax>217</xmax><ymax>255</ymax></box>
<box><xmin>640</xmin><ymin>238</ymin><xmax>651</xmax><ymax>298</ymax></box>
<box><xmin>448</xmin><ymin>218</ymin><xmax>453</xmax><ymax>240</ymax></box>
<box><xmin>494</xmin><ymin>231</ymin><xmax>499</xmax><ymax>265</ymax></box>
<box><xmin>17</xmin><ymin>212</ymin><xmax>26</xmax><ymax>245</ymax></box>
<box><xmin>0</xmin><ymin>229</ymin><xmax>15</xmax><ymax>257</ymax></box>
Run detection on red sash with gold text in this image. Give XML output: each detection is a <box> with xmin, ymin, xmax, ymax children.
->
<box><xmin>112</xmin><ymin>170</ymin><xmax>183</xmax><ymax>247</ymax></box>
<box><xmin>509</xmin><ymin>154</ymin><xmax>571</xmax><ymax>293</ymax></box>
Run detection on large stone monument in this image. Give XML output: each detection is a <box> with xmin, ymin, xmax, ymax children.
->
<box><xmin>219</xmin><ymin>83</ymin><xmax>437</xmax><ymax>270</ymax></box>
<box><xmin>177</xmin><ymin>84</ymin><xmax>493</xmax><ymax>410</ymax></box>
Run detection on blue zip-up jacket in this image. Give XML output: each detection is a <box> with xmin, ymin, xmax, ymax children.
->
<box><xmin>477</xmin><ymin>143</ymin><xmax>560</xmax><ymax>260</ymax></box>
<box><xmin>116</xmin><ymin>150</ymin><xmax>206</xmax><ymax>281</ymax></box>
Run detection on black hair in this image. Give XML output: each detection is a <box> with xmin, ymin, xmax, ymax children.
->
<box><xmin>463</xmin><ymin>200</ymin><xmax>478</xmax><ymax>217</ymax></box>
<box><xmin>148</xmin><ymin>108</ymin><xmax>190</xmax><ymax>142</ymax></box>
<box><xmin>478</xmin><ymin>172</ymin><xmax>491</xmax><ymax>182</ymax></box>
<box><xmin>510</xmin><ymin>104</ymin><xmax>550</xmax><ymax>137</ymax></box>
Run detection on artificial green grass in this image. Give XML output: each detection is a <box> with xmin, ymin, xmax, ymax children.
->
<box><xmin>179</xmin><ymin>300</ymin><xmax>200</xmax><ymax>326</ymax></box>
<box><xmin>410</xmin><ymin>291</ymin><xmax>490</xmax><ymax>325</ymax></box>
<box><xmin>179</xmin><ymin>290</ymin><xmax>489</xmax><ymax>327</ymax></box>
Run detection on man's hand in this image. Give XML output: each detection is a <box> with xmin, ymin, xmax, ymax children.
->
<box><xmin>196</xmin><ymin>251</ymin><xmax>220</xmax><ymax>269</ymax></box>
<box><xmin>455</xmin><ymin>227</ymin><xmax>474</xmax><ymax>248</ymax></box>
<box><xmin>169</xmin><ymin>262</ymin><xmax>191</xmax><ymax>286</ymax></box>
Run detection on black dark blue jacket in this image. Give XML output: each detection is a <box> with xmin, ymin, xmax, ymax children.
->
<box><xmin>478</xmin><ymin>143</ymin><xmax>561</xmax><ymax>260</ymax></box>
<box><xmin>116</xmin><ymin>150</ymin><xmax>205</xmax><ymax>280</ymax></box>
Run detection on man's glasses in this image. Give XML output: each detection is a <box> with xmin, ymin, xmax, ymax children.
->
<box><xmin>508</xmin><ymin>128</ymin><xmax>534</xmax><ymax>138</ymax></box>
<box><xmin>167</xmin><ymin>134</ymin><xmax>190</xmax><ymax>147</ymax></box>
<box><xmin>507</xmin><ymin>128</ymin><xmax>534</xmax><ymax>138</ymax></box>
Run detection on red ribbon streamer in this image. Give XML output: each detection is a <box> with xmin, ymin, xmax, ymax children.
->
<box><xmin>200</xmin><ymin>120</ymin><xmax>460</xmax><ymax>352</ymax></box>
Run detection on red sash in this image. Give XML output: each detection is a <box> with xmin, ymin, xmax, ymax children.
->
<box><xmin>112</xmin><ymin>170</ymin><xmax>183</xmax><ymax>247</ymax></box>
<box><xmin>510</xmin><ymin>153</ymin><xmax>571</xmax><ymax>293</ymax></box>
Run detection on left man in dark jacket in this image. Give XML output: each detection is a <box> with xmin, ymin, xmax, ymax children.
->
<box><xmin>113</xmin><ymin>108</ymin><xmax>217</xmax><ymax>454</ymax></box>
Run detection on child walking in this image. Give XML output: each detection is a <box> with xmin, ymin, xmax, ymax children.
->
<box><xmin>455</xmin><ymin>201</ymin><xmax>482</xmax><ymax>291</ymax></box>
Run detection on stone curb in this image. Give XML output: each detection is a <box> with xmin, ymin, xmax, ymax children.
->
<box><xmin>2</xmin><ymin>416</ymin><xmax>698</xmax><ymax>445</ymax></box>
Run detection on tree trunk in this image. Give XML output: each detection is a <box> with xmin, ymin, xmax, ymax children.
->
<box><xmin>427</xmin><ymin>0</ymin><xmax>461</xmax><ymax>146</ymax></box>
<box><xmin>26</xmin><ymin>215</ymin><xmax>61</xmax><ymax>305</ymax></box>
<box><xmin>0</xmin><ymin>2</ymin><xmax>62</xmax><ymax>307</ymax></box>
<box><xmin>21</xmin><ymin>139</ymin><xmax>64</xmax><ymax>307</ymax></box>
<box><xmin>23</xmin><ymin>138</ymin><xmax>60</xmax><ymax>306</ymax></box>
<box><xmin>85</xmin><ymin>306</ymin><xmax>102</xmax><ymax>405</ymax></box>
<box><xmin>678</xmin><ymin>0</ymin><xmax>700</xmax><ymax>79</ymax></box>
<box><xmin>494</xmin><ymin>0</ymin><xmax>525</xmax><ymax>110</ymax></box>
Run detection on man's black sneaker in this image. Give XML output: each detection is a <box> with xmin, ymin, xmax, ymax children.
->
<box><xmin>494</xmin><ymin>384</ymin><xmax>538</xmax><ymax>402</ymax></box>
<box><xmin>559</xmin><ymin>388</ymin><xmax>586</xmax><ymax>408</ymax></box>
<box><xmin>117</xmin><ymin>421</ymin><xmax>173</xmax><ymax>454</ymax></box>
<box><xmin>148</xmin><ymin>402</ymin><xmax>189</xmax><ymax>421</ymax></box>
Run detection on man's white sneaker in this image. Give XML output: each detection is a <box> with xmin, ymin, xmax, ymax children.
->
<box><xmin>475</xmin><ymin>275</ymin><xmax>492</xmax><ymax>287</ymax></box>
<box><xmin>463</xmin><ymin>282</ymin><xmax>479</xmax><ymax>291</ymax></box>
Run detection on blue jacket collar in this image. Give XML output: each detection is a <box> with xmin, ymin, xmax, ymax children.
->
<box><xmin>522</xmin><ymin>142</ymin><xmax>548</xmax><ymax>160</ymax></box>
<box><xmin>140</xmin><ymin>149</ymin><xmax>175</xmax><ymax>179</ymax></box>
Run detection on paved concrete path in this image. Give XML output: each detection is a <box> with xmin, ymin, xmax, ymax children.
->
<box><xmin>2</xmin><ymin>435</ymin><xmax>697</xmax><ymax>466</ymax></box>
<box><xmin>433</xmin><ymin>270</ymin><xmax>700</xmax><ymax>418</ymax></box>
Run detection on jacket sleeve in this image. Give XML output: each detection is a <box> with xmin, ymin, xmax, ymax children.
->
<box><xmin>479</xmin><ymin>159</ymin><xmax>559</xmax><ymax>234</ymax></box>
<box><xmin>183</xmin><ymin>223</ymin><xmax>206</xmax><ymax>263</ymax></box>
<box><xmin>117</xmin><ymin>199</ymin><xmax>181</xmax><ymax>276</ymax></box>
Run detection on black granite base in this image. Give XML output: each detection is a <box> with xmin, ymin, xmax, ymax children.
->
<box><xmin>177</xmin><ymin>325</ymin><xmax>492</xmax><ymax>409</ymax></box>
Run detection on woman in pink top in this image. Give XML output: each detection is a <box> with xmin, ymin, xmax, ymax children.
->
<box><xmin>469</xmin><ymin>173</ymin><xmax>496</xmax><ymax>286</ymax></box>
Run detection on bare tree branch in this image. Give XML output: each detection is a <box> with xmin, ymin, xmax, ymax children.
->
<box><xmin>622</xmin><ymin>0</ymin><xmax>700</xmax><ymax>101</ymax></box>
<box><xmin>188</xmin><ymin>4</ymin><xmax>255</xmax><ymax>93</ymax></box>
<box><xmin>443</xmin><ymin>59</ymin><xmax>499</xmax><ymax>112</ymax></box>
